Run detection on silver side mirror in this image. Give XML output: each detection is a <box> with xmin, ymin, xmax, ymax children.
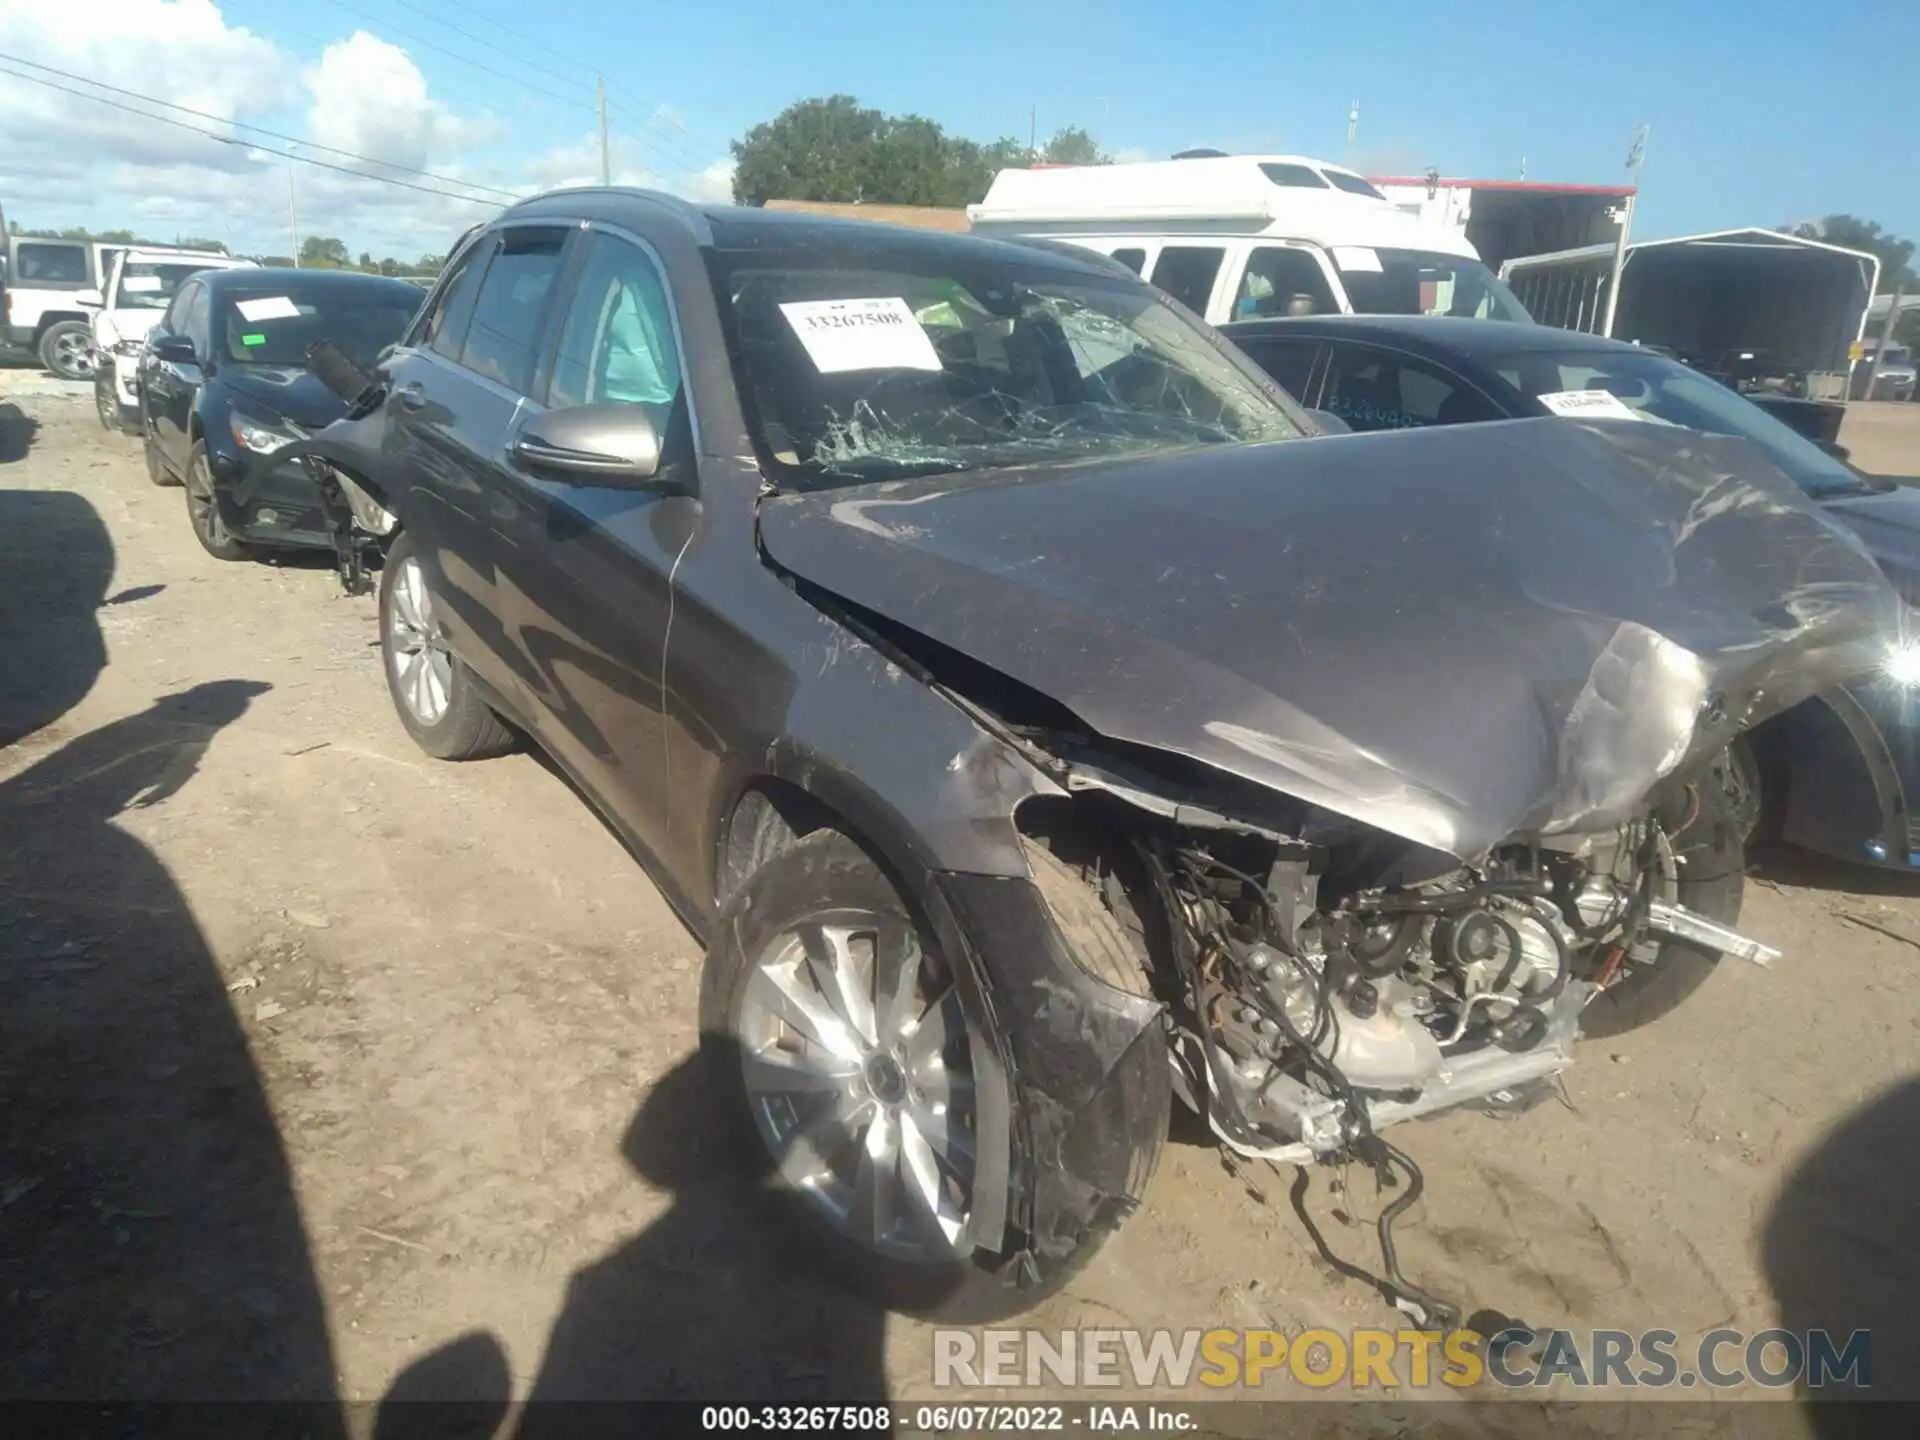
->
<box><xmin>1307</xmin><ymin>408</ymin><xmax>1352</xmax><ymax>436</ymax></box>
<box><xmin>512</xmin><ymin>404</ymin><xmax>667</xmax><ymax>486</ymax></box>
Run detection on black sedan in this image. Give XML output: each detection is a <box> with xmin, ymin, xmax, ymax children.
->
<box><xmin>1223</xmin><ymin>313</ymin><xmax>1920</xmax><ymax>870</ymax></box>
<box><xmin>137</xmin><ymin>267</ymin><xmax>423</xmax><ymax>560</ymax></box>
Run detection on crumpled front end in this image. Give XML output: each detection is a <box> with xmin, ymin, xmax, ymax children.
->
<box><xmin>761</xmin><ymin>417</ymin><xmax>1903</xmax><ymax>862</ymax></box>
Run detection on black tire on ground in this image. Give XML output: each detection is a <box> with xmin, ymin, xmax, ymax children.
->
<box><xmin>700</xmin><ymin>829</ymin><xmax>1167</xmax><ymax>1323</ymax></box>
<box><xmin>94</xmin><ymin>374</ymin><xmax>119</xmax><ymax>432</ymax></box>
<box><xmin>378</xmin><ymin>530</ymin><xmax>516</xmax><ymax>761</ymax></box>
<box><xmin>183</xmin><ymin>443</ymin><xmax>254</xmax><ymax>562</ymax></box>
<box><xmin>144</xmin><ymin>422</ymin><xmax>177</xmax><ymax>487</ymax></box>
<box><xmin>39</xmin><ymin>320</ymin><xmax>96</xmax><ymax>382</ymax></box>
<box><xmin>1579</xmin><ymin>771</ymin><xmax>1746</xmax><ymax>1039</ymax></box>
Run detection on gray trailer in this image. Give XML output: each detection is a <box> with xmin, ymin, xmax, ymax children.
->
<box><xmin>1501</xmin><ymin>228</ymin><xmax>1880</xmax><ymax>410</ymax></box>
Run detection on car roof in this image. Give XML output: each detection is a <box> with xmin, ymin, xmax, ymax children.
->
<box><xmin>201</xmin><ymin>266</ymin><xmax>424</xmax><ymax>297</ymax></box>
<box><xmin>501</xmin><ymin>186</ymin><xmax>1128</xmax><ymax>282</ymax></box>
<box><xmin>1219</xmin><ymin>314</ymin><xmax>1648</xmax><ymax>366</ymax></box>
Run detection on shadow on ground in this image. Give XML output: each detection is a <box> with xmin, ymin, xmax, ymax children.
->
<box><xmin>375</xmin><ymin>1051</ymin><xmax>890</xmax><ymax>1436</ymax></box>
<box><xmin>0</xmin><ymin>402</ymin><xmax>39</xmax><ymax>464</ymax></box>
<box><xmin>1748</xmin><ymin>840</ymin><xmax>1920</xmax><ymax>899</ymax></box>
<box><xmin>1763</xmin><ymin>1073</ymin><xmax>1920</xmax><ymax>1422</ymax></box>
<box><xmin>0</xmin><ymin>482</ymin><xmax>342</xmax><ymax>1420</ymax></box>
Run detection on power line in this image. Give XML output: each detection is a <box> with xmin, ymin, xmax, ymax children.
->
<box><xmin>220</xmin><ymin>0</ymin><xmax>548</xmax><ymax>123</ymax></box>
<box><xmin>384</xmin><ymin>0</ymin><xmax>730</xmax><ymax>160</ymax></box>
<box><xmin>308</xmin><ymin>0</ymin><xmax>713</xmax><ymax>174</ymax></box>
<box><xmin>311</xmin><ymin>0</ymin><xmax>590</xmax><ymax>112</ymax></box>
<box><xmin>384</xmin><ymin>0</ymin><xmax>603</xmax><ymax>95</ymax></box>
<box><xmin>0</xmin><ymin>51</ymin><xmax>523</xmax><ymax>203</ymax></box>
<box><xmin>0</xmin><ymin>58</ymin><xmax>507</xmax><ymax>209</ymax></box>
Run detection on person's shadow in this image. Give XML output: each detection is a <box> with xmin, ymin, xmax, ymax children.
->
<box><xmin>0</xmin><ymin>482</ymin><xmax>344</xmax><ymax>1423</ymax></box>
<box><xmin>0</xmin><ymin>680</ymin><xmax>348</xmax><ymax>1420</ymax></box>
<box><xmin>1762</xmin><ymin>1074</ymin><xmax>1920</xmax><ymax>1429</ymax></box>
<box><xmin>375</xmin><ymin>1050</ymin><xmax>890</xmax><ymax>1438</ymax></box>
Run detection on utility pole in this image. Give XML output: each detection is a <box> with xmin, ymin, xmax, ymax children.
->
<box><xmin>597</xmin><ymin>77</ymin><xmax>611</xmax><ymax>185</ymax></box>
<box><xmin>1863</xmin><ymin>284</ymin><xmax>1907</xmax><ymax>399</ymax></box>
<box><xmin>1602</xmin><ymin>125</ymin><xmax>1650</xmax><ymax>337</ymax></box>
<box><xmin>1346</xmin><ymin>100</ymin><xmax>1360</xmax><ymax>163</ymax></box>
<box><xmin>288</xmin><ymin>157</ymin><xmax>300</xmax><ymax>267</ymax></box>
<box><xmin>1029</xmin><ymin>105</ymin><xmax>1037</xmax><ymax>161</ymax></box>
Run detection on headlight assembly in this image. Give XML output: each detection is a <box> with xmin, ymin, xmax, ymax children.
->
<box><xmin>230</xmin><ymin>411</ymin><xmax>294</xmax><ymax>455</ymax></box>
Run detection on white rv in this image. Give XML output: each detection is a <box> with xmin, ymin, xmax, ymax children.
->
<box><xmin>966</xmin><ymin>154</ymin><xmax>1532</xmax><ymax>326</ymax></box>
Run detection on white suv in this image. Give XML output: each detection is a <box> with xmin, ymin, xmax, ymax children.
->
<box><xmin>88</xmin><ymin>248</ymin><xmax>254</xmax><ymax>432</ymax></box>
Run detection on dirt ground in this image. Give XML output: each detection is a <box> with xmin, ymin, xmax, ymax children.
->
<box><xmin>3</xmin><ymin>379</ymin><xmax>1918</xmax><ymax>1432</ymax></box>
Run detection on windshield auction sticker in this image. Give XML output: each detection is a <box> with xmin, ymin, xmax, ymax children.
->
<box><xmin>235</xmin><ymin>296</ymin><xmax>303</xmax><ymax>323</ymax></box>
<box><xmin>780</xmin><ymin>297</ymin><xmax>943</xmax><ymax>374</ymax></box>
<box><xmin>1537</xmin><ymin>388</ymin><xmax>1642</xmax><ymax>421</ymax></box>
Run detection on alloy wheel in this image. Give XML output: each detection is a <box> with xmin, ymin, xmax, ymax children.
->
<box><xmin>736</xmin><ymin>912</ymin><xmax>976</xmax><ymax>1263</ymax></box>
<box><xmin>185</xmin><ymin>459</ymin><xmax>231</xmax><ymax>547</ymax></box>
<box><xmin>51</xmin><ymin>329</ymin><xmax>97</xmax><ymax>379</ymax></box>
<box><xmin>388</xmin><ymin>554</ymin><xmax>454</xmax><ymax>727</ymax></box>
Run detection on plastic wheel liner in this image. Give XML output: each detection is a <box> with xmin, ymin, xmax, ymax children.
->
<box><xmin>757</xmin><ymin>416</ymin><xmax>1905</xmax><ymax>865</ymax></box>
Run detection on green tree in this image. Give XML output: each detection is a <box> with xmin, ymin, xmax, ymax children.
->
<box><xmin>415</xmin><ymin>252</ymin><xmax>445</xmax><ymax>274</ymax></box>
<box><xmin>1041</xmin><ymin>126</ymin><xmax>1109</xmax><ymax>166</ymax></box>
<box><xmin>731</xmin><ymin>95</ymin><xmax>888</xmax><ymax>205</ymax></box>
<box><xmin>299</xmin><ymin>235</ymin><xmax>351</xmax><ymax>268</ymax></box>
<box><xmin>730</xmin><ymin>96</ymin><xmax>1103</xmax><ymax>207</ymax></box>
<box><xmin>1790</xmin><ymin>215</ymin><xmax>1915</xmax><ymax>292</ymax></box>
<box><xmin>176</xmin><ymin>236</ymin><xmax>228</xmax><ymax>254</ymax></box>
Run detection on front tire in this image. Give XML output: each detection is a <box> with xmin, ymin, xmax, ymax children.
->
<box><xmin>701</xmin><ymin>830</ymin><xmax>1162</xmax><ymax>1321</ymax></box>
<box><xmin>95</xmin><ymin>373</ymin><xmax>120</xmax><ymax>432</ymax></box>
<box><xmin>183</xmin><ymin>443</ymin><xmax>254</xmax><ymax>562</ymax></box>
<box><xmin>1579</xmin><ymin>775</ymin><xmax>1746</xmax><ymax>1039</ymax></box>
<box><xmin>40</xmin><ymin>320</ymin><xmax>96</xmax><ymax>382</ymax></box>
<box><xmin>378</xmin><ymin>531</ymin><xmax>515</xmax><ymax>761</ymax></box>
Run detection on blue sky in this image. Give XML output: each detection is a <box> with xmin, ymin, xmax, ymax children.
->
<box><xmin>1</xmin><ymin>0</ymin><xmax>1915</xmax><ymax>258</ymax></box>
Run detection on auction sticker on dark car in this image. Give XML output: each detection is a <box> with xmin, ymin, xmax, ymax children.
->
<box><xmin>779</xmin><ymin>296</ymin><xmax>942</xmax><ymax>372</ymax></box>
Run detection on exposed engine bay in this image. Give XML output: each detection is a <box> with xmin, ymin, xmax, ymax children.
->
<box><xmin>1021</xmin><ymin>769</ymin><xmax>1777</xmax><ymax>1326</ymax></box>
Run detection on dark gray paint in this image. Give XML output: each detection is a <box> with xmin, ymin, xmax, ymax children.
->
<box><xmin>761</xmin><ymin>416</ymin><xmax>1899</xmax><ymax>861</ymax></box>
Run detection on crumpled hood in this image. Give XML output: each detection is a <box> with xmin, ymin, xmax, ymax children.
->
<box><xmin>761</xmin><ymin>417</ymin><xmax>1901</xmax><ymax>860</ymax></box>
<box><xmin>220</xmin><ymin>366</ymin><xmax>350</xmax><ymax>432</ymax></box>
<box><xmin>1820</xmin><ymin>484</ymin><xmax>1920</xmax><ymax>598</ymax></box>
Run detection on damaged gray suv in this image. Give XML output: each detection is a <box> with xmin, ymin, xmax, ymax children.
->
<box><xmin>264</xmin><ymin>191</ymin><xmax>1898</xmax><ymax>1324</ymax></box>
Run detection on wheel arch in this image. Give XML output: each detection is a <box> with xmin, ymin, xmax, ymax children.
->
<box><xmin>32</xmin><ymin>311</ymin><xmax>90</xmax><ymax>343</ymax></box>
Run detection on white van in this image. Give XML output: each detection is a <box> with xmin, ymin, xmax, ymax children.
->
<box><xmin>87</xmin><ymin>247</ymin><xmax>255</xmax><ymax>432</ymax></box>
<box><xmin>966</xmin><ymin>154</ymin><xmax>1533</xmax><ymax>327</ymax></box>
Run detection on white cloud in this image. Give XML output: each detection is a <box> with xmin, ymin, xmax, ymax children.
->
<box><xmin>306</xmin><ymin>30</ymin><xmax>495</xmax><ymax>176</ymax></box>
<box><xmin>0</xmin><ymin>0</ymin><xmax>289</xmax><ymax>170</ymax></box>
<box><xmin>0</xmin><ymin>2</ymin><xmax>728</xmax><ymax>258</ymax></box>
<box><xmin>521</xmin><ymin>131</ymin><xmax>736</xmax><ymax>206</ymax></box>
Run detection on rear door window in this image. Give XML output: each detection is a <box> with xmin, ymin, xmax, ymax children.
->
<box><xmin>422</xmin><ymin>237</ymin><xmax>494</xmax><ymax>362</ymax></box>
<box><xmin>1149</xmin><ymin>246</ymin><xmax>1226</xmax><ymax>317</ymax></box>
<box><xmin>457</xmin><ymin>228</ymin><xmax>569</xmax><ymax>396</ymax></box>
<box><xmin>1234</xmin><ymin>337</ymin><xmax>1322</xmax><ymax>403</ymax></box>
<box><xmin>1109</xmin><ymin>247</ymin><xmax>1147</xmax><ymax>276</ymax></box>
<box><xmin>1321</xmin><ymin>343</ymin><xmax>1501</xmax><ymax>431</ymax></box>
<box><xmin>15</xmin><ymin>242</ymin><xmax>88</xmax><ymax>286</ymax></box>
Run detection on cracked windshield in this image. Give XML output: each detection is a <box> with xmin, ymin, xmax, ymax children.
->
<box><xmin>717</xmin><ymin>248</ymin><xmax>1301</xmax><ymax>487</ymax></box>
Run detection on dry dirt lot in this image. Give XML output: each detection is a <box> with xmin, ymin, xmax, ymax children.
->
<box><xmin>2</xmin><ymin>380</ymin><xmax>1917</xmax><ymax>1433</ymax></box>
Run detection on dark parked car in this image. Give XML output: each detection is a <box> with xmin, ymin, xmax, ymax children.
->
<box><xmin>259</xmin><ymin>194</ymin><xmax>1894</xmax><ymax>1324</ymax></box>
<box><xmin>137</xmin><ymin>267</ymin><xmax>423</xmax><ymax>560</ymax></box>
<box><xmin>1223</xmin><ymin>312</ymin><xmax>1920</xmax><ymax>869</ymax></box>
